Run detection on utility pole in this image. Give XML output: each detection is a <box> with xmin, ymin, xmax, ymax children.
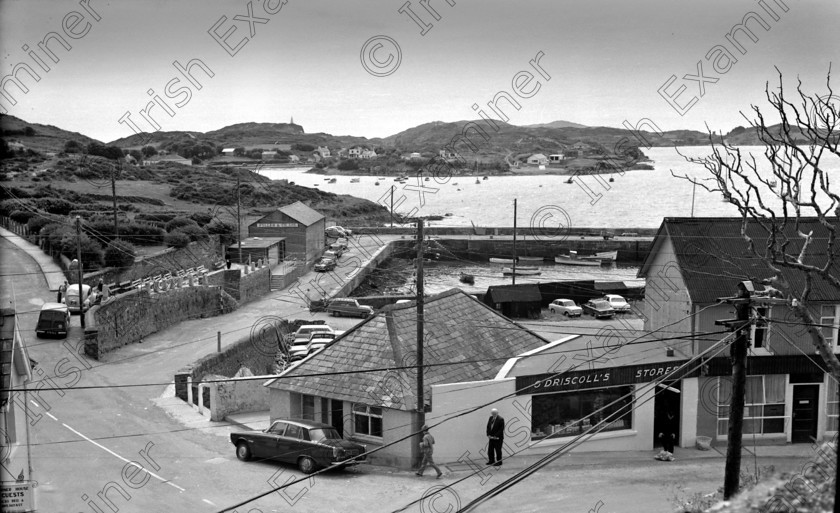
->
<box><xmin>512</xmin><ymin>199</ymin><xmax>517</xmax><ymax>285</ymax></box>
<box><xmin>690</xmin><ymin>181</ymin><xmax>696</xmax><ymax>218</ymax></box>
<box><xmin>75</xmin><ymin>216</ymin><xmax>85</xmax><ymax>330</ymax></box>
<box><xmin>111</xmin><ymin>161</ymin><xmax>119</xmax><ymax>240</ymax></box>
<box><xmin>415</xmin><ymin>219</ymin><xmax>425</xmax><ymax>468</ymax></box>
<box><xmin>236</xmin><ymin>173</ymin><xmax>242</xmax><ymax>264</ymax></box>
<box><xmin>390</xmin><ymin>186</ymin><xmax>394</xmax><ymax>228</ymax></box>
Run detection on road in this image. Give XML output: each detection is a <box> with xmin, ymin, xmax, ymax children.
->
<box><xmin>1</xmin><ymin>234</ymin><xmax>816</xmax><ymax>513</ymax></box>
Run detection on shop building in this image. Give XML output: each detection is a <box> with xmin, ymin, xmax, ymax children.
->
<box><xmin>638</xmin><ymin>217</ymin><xmax>840</xmax><ymax>447</ymax></box>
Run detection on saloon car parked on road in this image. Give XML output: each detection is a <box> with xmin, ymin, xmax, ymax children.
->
<box><xmin>231</xmin><ymin>419</ymin><xmax>366</xmax><ymax>473</ymax></box>
<box><xmin>582</xmin><ymin>299</ymin><xmax>616</xmax><ymax>319</ymax></box>
<box><xmin>602</xmin><ymin>294</ymin><xmax>631</xmax><ymax>313</ymax></box>
<box><xmin>326</xmin><ymin>298</ymin><xmax>374</xmax><ymax>318</ymax></box>
<box><xmin>314</xmin><ymin>258</ymin><xmax>337</xmax><ymax>272</ymax></box>
<box><xmin>548</xmin><ymin>299</ymin><xmax>582</xmax><ymax>317</ymax></box>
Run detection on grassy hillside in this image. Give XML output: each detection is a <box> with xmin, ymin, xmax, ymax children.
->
<box><xmin>1</xmin><ymin>114</ymin><xmax>102</xmax><ymax>153</ymax></box>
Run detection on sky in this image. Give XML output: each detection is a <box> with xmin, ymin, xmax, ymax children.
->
<box><xmin>0</xmin><ymin>0</ymin><xmax>837</xmax><ymax>143</ymax></box>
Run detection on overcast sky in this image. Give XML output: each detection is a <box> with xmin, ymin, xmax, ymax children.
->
<box><xmin>1</xmin><ymin>0</ymin><xmax>836</xmax><ymax>143</ymax></box>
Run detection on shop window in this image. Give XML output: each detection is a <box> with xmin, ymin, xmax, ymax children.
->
<box><xmin>717</xmin><ymin>375</ymin><xmax>786</xmax><ymax>436</ymax></box>
<box><xmin>530</xmin><ymin>386</ymin><xmax>633</xmax><ymax>440</ymax></box>
<box><xmin>353</xmin><ymin>404</ymin><xmax>383</xmax><ymax>438</ymax></box>
<box><xmin>820</xmin><ymin>305</ymin><xmax>839</xmax><ymax>349</ymax></box>
<box><xmin>828</xmin><ymin>380</ymin><xmax>839</xmax><ymax>432</ymax></box>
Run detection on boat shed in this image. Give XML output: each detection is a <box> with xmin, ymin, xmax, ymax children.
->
<box><xmin>248</xmin><ymin>202</ymin><xmax>325</xmax><ymax>265</ymax></box>
<box><xmin>484</xmin><ymin>284</ymin><xmax>543</xmax><ymax>319</ymax></box>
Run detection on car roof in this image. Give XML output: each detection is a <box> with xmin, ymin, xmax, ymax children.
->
<box><xmin>41</xmin><ymin>302</ymin><xmax>68</xmax><ymax>310</ymax></box>
<box><xmin>271</xmin><ymin>418</ymin><xmax>335</xmax><ymax>429</ymax></box>
<box><xmin>66</xmin><ymin>284</ymin><xmax>90</xmax><ymax>292</ymax></box>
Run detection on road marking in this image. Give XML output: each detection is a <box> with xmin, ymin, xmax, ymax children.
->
<box><xmin>61</xmin><ymin>422</ymin><xmax>186</xmax><ymax>492</ymax></box>
<box><xmin>203</xmin><ymin>499</ymin><xmax>216</xmax><ymax>506</ymax></box>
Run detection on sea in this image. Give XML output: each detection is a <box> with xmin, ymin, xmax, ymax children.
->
<box><xmin>257</xmin><ymin>146</ymin><xmax>840</xmax><ymax>293</ymax></box>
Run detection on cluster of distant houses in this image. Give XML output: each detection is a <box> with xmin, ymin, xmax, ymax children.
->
<box><xmin>523</xmin><ymin>142</ymin><xmax>598</xmax><ymax>166</ymax></box>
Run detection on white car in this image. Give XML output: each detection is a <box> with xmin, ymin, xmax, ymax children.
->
<box><xmin>306</xmin><ymin>332</ymin><xmax>338</xmax><ymax>355</ymax></box>
<box><xmin>63</xmin><ymin>284</ymin><xmax>97</xmax><ymax>314</ymax></box>
<box><xmin>603</xmin><ymin>294</ymin><xmax>631</xmax><ymax>313</ymax></box>
<box><xmin>548</xmin><ymin>299</ymin><xmax>582</xmax><ymax>317</ymax></box>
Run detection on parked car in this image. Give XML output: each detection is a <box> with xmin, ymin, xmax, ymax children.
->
<box><xmin>327</xmin><ymin>243</ymin><xmax>346</xmax><ymax>255</ymax></box>
<box><xmin>324</xmin><ymin>249</ymin><xmax>343</xmax><ymax>261</ymax></box>
<box><xmin>582</xmin><ymin>299</ymin><xmax>616</xmax><ymax>319</ymax></box>
<box><xmin>314</xmin><ymin>258</ymin><xmax>337</xmax><ymax>272</ymax></box>
<box><xmin>292</xmin><ymin>325</ymin><xmax>334</xmax><ymax>345</ymax></box>
<box><xmin>548</xmin><ymin>299</ymin><xmax>582</xmax><ymax>317</ymax></box>
<box><xmin>327</xmin><ymin>298</ymin><xmax>374</xmax><ymax>318</ymax></box>
<box><xmin>63</xmin><ymin>284</ymin><xmax>96</xmax><ymax>314</ymax></box>
<box><xmin>603</xmin><ymin>294</ymin><xmax>631</xmax><ymax>313</ymax></box>
<box><xmin>230</xmin><ymin>419</ymin><xmax>366</xmax><ymax>473</ymax></box>
<box><xmin>307</xmin><ymin>332</ymin><xmax>338</xmax><ymax>355</ymax></box>
<box><xmin>335</xmin><ymin>237</ymin><xmax>349</xmax><ymax>249</ymax></box>
<box><xmin>325</xmin><ymin>226</ymin><xmax>353</xmax><ymax>238</ymax></box>
<box><xmin>36</xmin><ymin>303</ymin><xmax>71</xmax><ymax>338</ymax></box>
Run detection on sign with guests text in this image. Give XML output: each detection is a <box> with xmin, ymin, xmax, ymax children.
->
<box><xmin>1</xmin><ymin>481</ymin><xmax>36</xmax><ymax>512</ymax></box>
<box><xmin>515</xmin><ymin>360</ymin><xmax>699</xmax><ymax>395</ymax></box>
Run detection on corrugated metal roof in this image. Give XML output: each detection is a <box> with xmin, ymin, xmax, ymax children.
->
<box><xmin>277</xmin><ymin>201</ymin><xmax>325</xmax><ymax>226</ymax></box>
<box><xmin>267</xmin><ymin>288</ymin><xmax>549</xmax><ymax>410</ymax></box>
<box><xmin>485</xmin><ymin>284</ymin><xmax>542</xmax><ymax>303</ymax></box>
<box><xmin>643</xmin><ymin>217</ymin><xmax>840</xmax><ymax>304</ymax></box>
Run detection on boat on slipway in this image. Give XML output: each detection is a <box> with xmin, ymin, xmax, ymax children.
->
<box><xmin>580</xmin><ymin>250</ymin><xmax>618</xmax><ymax>262</ymax></box>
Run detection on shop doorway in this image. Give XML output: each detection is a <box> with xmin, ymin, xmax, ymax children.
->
<box><xmin>792</xmin><ymin>385</ymin><xmax>819</xmax><ymax>443</ymax></box>
<box><xmin>331</xmin><ymin>400</ymin><xmax>345</xmax><ymax>437</ymax></box>
<box><xmin>653</xmin><ymin>382</ymin><xmax>681</xmax><ymax>448</ymax></box>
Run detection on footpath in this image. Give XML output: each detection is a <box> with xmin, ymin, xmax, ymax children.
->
<box><xmin>0</xmin><ymin>226</ymin><xmax>66</xmax><ymax>291</ymax></box>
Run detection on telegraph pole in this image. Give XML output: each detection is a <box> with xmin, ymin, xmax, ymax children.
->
<box><xmin>391</xmin><ymin>186</ymin><xmax>395</xmax><ymax>228</ymax></box>
<box><xmin>512</xmin><ymin>199</ymin><xmax>517</xmax><ymax>285</ymax></box>
<box><xmin>111</xmin><ymin>161</ymin><xmax>119</xmax><ymax>240</ymax></box>
<box><xmin>236</xmin><ymin>173</ymin><xmax>242</xmax><ymax>264</ymax></box>
<box><xmin>415</xmin><ymin>219</ymin><xmax>425</xmax><ymax>467</ymax></box>
<box><xmin>75</xmin><ymin>216</ymin><xmax>85</xmax><ymax>330</ymax></box>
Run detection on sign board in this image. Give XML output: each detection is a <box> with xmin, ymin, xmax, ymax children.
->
<box><xmin>516</xmin><ymin>360</ymin><xmax>699</xmax><ymax>395</ymax></box>
<box><xmin>1</xmin><ymin>481</ymin><xmax>36</xmax><ymax>512</ymax></box>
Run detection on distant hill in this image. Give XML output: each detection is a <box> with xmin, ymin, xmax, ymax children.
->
<box><xmin>0</xmin><ymin>114</ymin><xmax>102</xmax><ymax>153</ymax></box>
<box><xmin>524</xmin><ymin>120</ymin><xmax>588</xmax><ymax>129</ymax></box>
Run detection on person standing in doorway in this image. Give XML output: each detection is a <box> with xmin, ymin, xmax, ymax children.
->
<box><xmin>416</xmin><ymin>425</ymin><xmax>443</xmax><ymax>478</ymax></box>
<box><xmin>486</xmin><ymin>408</ymin><xmax>505</xmax><ymax>466</ymax></box>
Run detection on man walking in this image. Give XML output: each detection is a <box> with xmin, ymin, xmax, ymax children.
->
<box><xmin>486</xmin><ymin>408</ymin><xmax>505</xmax><ymax>466</ymax></box>
<box><xmin>416</xmin><ymin>425</ymin><xmax>443</xmax><ymax>478</ymax></box>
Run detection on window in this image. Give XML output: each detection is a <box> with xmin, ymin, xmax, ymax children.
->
<box><xmin>268</xmin><ymin>422</ymin><xmax>287</xmax><ymax>435</ymax></box>
<box><xmin>353</xmin><ymin>404</ymin><xmax>383</xmax><ymax>438</ymax></box>
<box><xmin>751</xmin><ymin>307</ymin><xmax>770</xmax><ymax>349</ymax></box>
<box><xmin>717</xmin><ymin>375</ymin><xmax>786</xmax><ymax>436</ymax></box>
<box><xmin>531</xmin><ymin>386</ymin><xmax>633</xmax><ymax>440</ymax></box>
<box><xmin>285</xmin><ymin>424</ymin><xmax>302</xmax><ymax>439</ymax></box>
<box><xmin>820</xmin><ymin>305</ymin><xmax>839</xmax><ymax>349</ymax></box>
<box><xmin>302</xmin><ymin>394</ymin><xmax>315</xmax><ymax>421</ymax></box>
<box><xmin>828</xmin><ymin>380</ymin><xmax>839</xmax><ymax>432</ymax></box>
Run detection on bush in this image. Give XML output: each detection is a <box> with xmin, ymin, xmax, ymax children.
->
<box><xmin>189</xmin><ymin>211</ymin><xmax>214</xmax><ymax>226</ymax></box>
<box><xmin>104</xmin><ymin>239</ymin><xmax>136</xmax><ymax>269</ymax></box>
<box><xmin>34</xmin><ymin>197</ymin><xmax>74</xmax><ymax>216</ymax></box>
<box><xmin>122</xmin><ymin>223</ymin><xmax>166</xmax><ymax>246</ymax></box>
<box><xmin>164</xmin><ymin>231</ymin><xmax>190</xmax><ymax>248</ymax></box>
<box><xmin>174</xmin><ymin>224</ymin><xmax>208</xmax><ymax>242</ymax></box>
<box><xmin>337</xmin><ymin>159</ymin><xmax>359</xmax><ymax>171</ymax></box>
<box><xmin>27</xmin><ymin>216</ymin><xmax>52</xmax><ymax>234</ymax></box>
<box><xmin>206</xmin><ymin>219</ymin><xmax>237</xmax><ymax>246</ymax></box>
<box><xmin>59</xmin><ymin>231</ymin><xmax>104</xmax><ymax>270</ymax></box>
<box><xmin>9</xmin><ymin>210</ymin><xmax>37</xmax><ymax>223</ymax></box>
<box><xmin>165</xmin><ymin>216</ymin><xmax>198</xmax><ymax>232</ymax></box>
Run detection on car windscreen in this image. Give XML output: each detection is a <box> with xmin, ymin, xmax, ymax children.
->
<box><xmin>308</xmin><ymin>428</ymin><xmax>342</xmax><ymax>441</ymax></box>
<box><xmin>40</xmin><ymin>311</ymin><xmax>66</xmax><ymax>321</ymax></box>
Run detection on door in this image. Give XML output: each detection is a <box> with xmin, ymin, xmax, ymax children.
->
<box><xmin>331</xmin><ymin>400</ymin><xmax>344</xmax><ymax>437</ymax></box>
<box><xmin>792</xmin><ymin>385</ymin><xmax>819</xmax><ymax>443</ymax></box>
<box><xmin>653</xmin><ymin>382</ymin><xmax>681</xmax><ymax>448</ymax></box>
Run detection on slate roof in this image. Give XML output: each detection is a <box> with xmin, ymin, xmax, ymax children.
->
<box><xmin>639</xmin><ymin>217</ymin><xmax>840</xmax><ymax>304</ymax></box>
<box><xmin>485</xmin><ymin>284</ymin><xmax>542</xmax><ymax>303</ymax></box>
<box><xmin>277</xmin><ymin>201</ymin><xmax>325</xmax><ymax>226</ymax></box>
<box><xmin>265</xmin><ymin>289</ymin><xmax>550</xmax><ymax>411</ymax></box>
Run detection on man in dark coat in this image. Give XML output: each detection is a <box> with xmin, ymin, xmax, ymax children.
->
<box><xmin>486</xmin><ymin>408</ymin><xmax>505</xmax><ymax>466</ymax></box>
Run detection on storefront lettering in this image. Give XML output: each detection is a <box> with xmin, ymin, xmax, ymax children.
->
<box><xmin>534</xmin><ymin>372</ymin><xmax>611</xmax><ymax>390</ymax></box>
<box><xmin>635</xmin><ymin>366</ymin><xmax>678</xmax><ymax>379</ymax></box>
<box><xmin>257</xmin><ymin>222</ymin><xmax>298</xmax><ymax>228</ymax></box>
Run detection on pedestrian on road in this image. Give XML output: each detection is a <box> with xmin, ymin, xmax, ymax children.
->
<box><xmin>486</xmin><ymin>408</ymin><xmax>505</xmax><ymax>466</ymax></box>
<box><xmin>416</xmin><ymin>425</ymin><xmax>443</xmax><ymax>479</ymax></box>
<box><xmin>57</xmin><ymin>280</ymin><xmax>68</xmax><ymax>303</ymax></box>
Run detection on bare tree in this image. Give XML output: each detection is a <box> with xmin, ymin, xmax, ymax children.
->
<box><xmin>674</xmin><ymin>68</ymin><xmax>840</xmax><ymax>378</ymax></box>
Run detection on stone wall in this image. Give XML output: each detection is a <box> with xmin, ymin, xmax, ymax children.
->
<box><xmin>205</xmin><ymin>266</ymin><xmax>271</xmax><ymax>304</ymax></box>
<box><xmin>208</xmin><ymin>375</ymin><xmax>271</xmax><ymax>421</ymax></box>
<box><xmin>87</xmin><ymin>285</ymin><xmax>235</xmax><ymax>359</ymax></box>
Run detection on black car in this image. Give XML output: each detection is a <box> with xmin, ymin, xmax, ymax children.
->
<box><xmin>582</xmin><ymin>299</ymin><xmax>616</xmax><ymax>319</ymax></box>
<box><xmin>314</xmin><ymin>258</ymin><xmax>337</xmax><ymax>272</ymax></box>
<box><xmin>230</xmin><ymin>419</ymin><xmax>366</xmax><ymax>474</ymax></box>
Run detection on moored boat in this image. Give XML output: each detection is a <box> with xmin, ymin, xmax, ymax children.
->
<box><xmin>580</xmin><ymin>250</ymin><xmax>618</xmax><ymax>261</ymax></box>
<box><xmin>502</xmin><ymin>268</ymin><xmax>541</xmax><ymax>276</ymax></box>
<box><xmin>489</xmin><ymin>257</ymin><xmax>515</xmax><ymax>264</ymax></box>
<box><xmin>555</xmin><ymin>251</ymin><xmax>601</xmax><ymax>266</ymax></box>
<box><xmin>518</xmin><ymin>256</ymin><xmax>545</xmax><ymax>262</ymax></box>
<box><xmin>350</xmin><ymin>178</ymin><xmax>360</xmax><ymax>183</ymax></box>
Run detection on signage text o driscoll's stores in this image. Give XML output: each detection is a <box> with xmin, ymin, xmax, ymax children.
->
<box><xmin>516</xmin><ymin>361</ymin><xmax>698</xmax><ymax>395</ymax></box>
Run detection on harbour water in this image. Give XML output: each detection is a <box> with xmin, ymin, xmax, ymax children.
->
<box><xmin>258</xmin><ymin>146</ymin><xmax>840</xmax><ymax>229</ymax></box>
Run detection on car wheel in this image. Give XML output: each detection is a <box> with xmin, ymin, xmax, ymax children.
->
<box><xmin>549</xmin><ymin>309</ymin><xmax>555</xmax><ymax>314</ymax></box>
<box><xmin>563</xmin><ymin>312</ymin><xmax>569</xmax><ymax>317</ymax></box>
<box><xmin>236</xmin><ymin>442</ymin><xmax>252</xmax><ymax>461</ymax></box>
<box><xmin>298</xmin><ymin>456</ymin><xmax>317</xmax><ymax>474</ymax></box>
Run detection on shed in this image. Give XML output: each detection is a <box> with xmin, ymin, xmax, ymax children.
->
<box><xmin>484</xmin><ymin>284</ymin><xmax>543</xmax><ymax>318</ymax></box>
<box><xmin>248</xmin><ymin>202</ymin><xmax>325</xmax><ymax>264</ymax></box>
<box><xmin>227</xmin><ymin>237</ymin><xmax>285</xmax><ymax>265</ymax></box>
